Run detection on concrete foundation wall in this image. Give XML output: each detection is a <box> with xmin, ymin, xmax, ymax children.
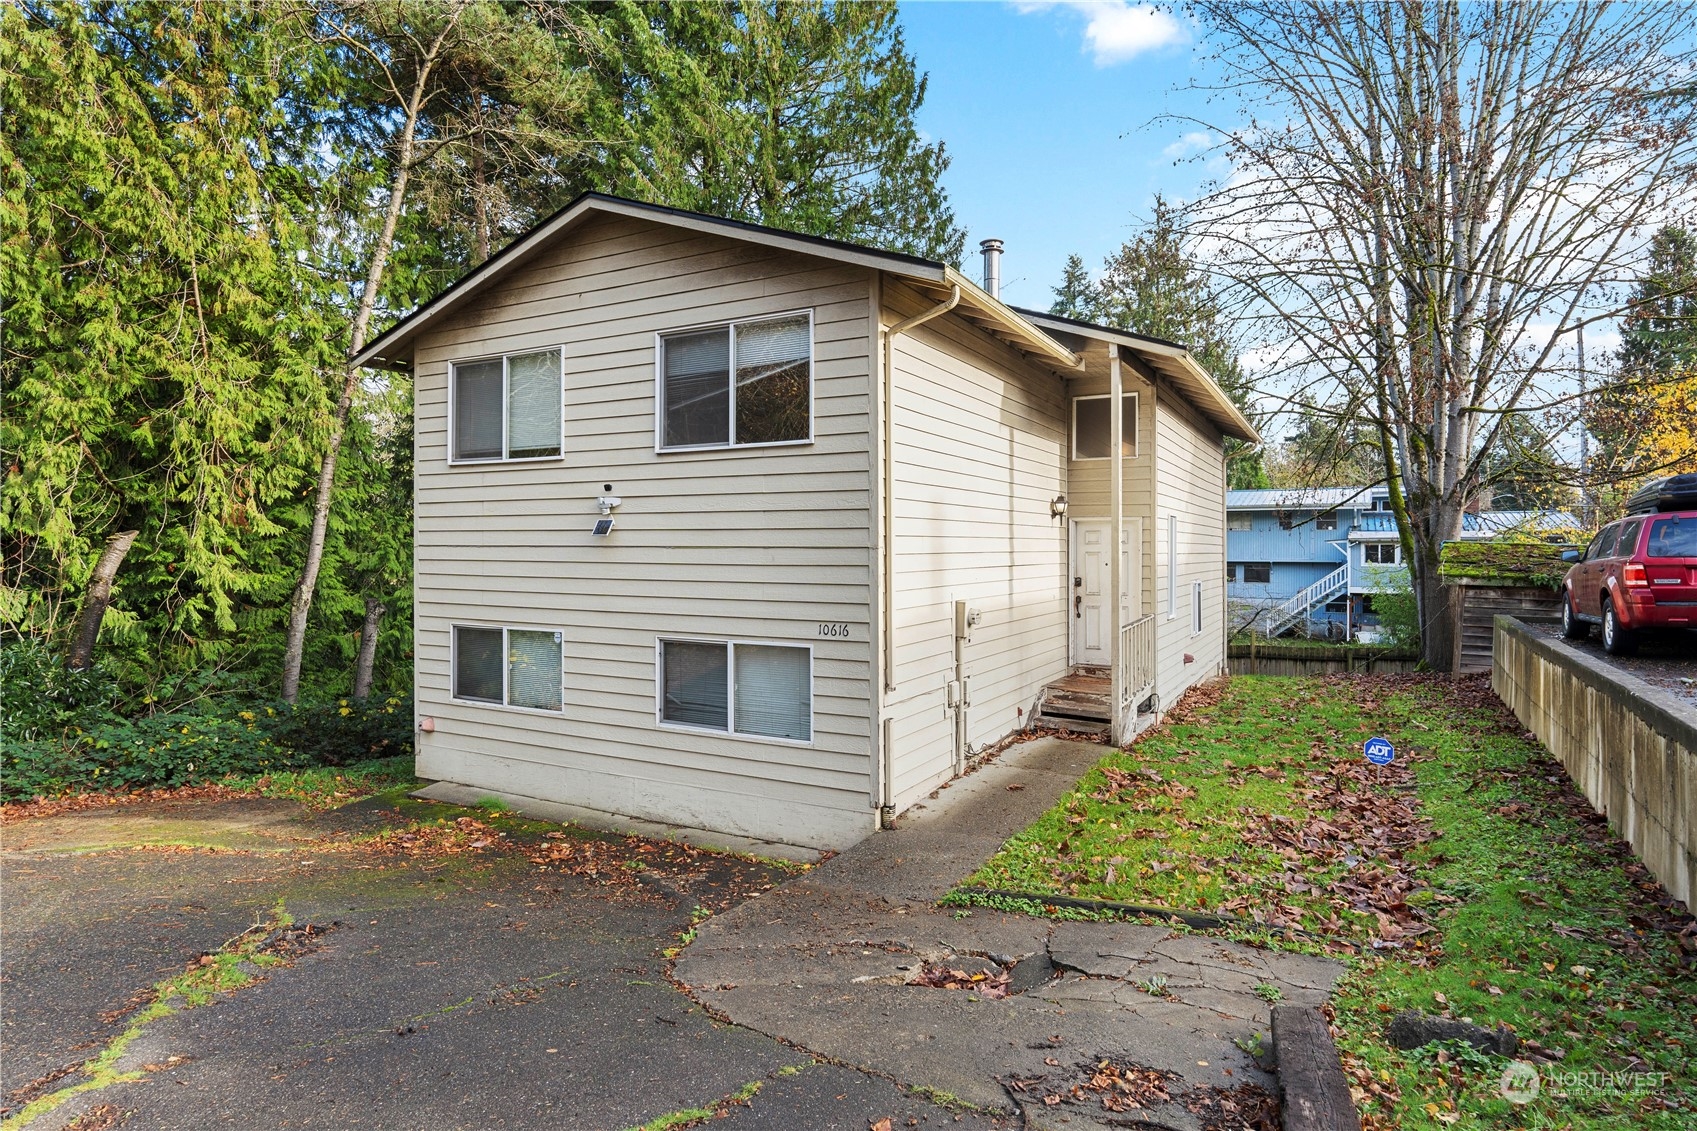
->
<box><xmin>1492</xmin><ymin>616</ymin><xmax>1695</xmax><ymax>911</ymax></box>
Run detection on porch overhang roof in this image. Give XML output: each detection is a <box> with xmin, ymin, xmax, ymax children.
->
<box><xmin>1012</xmin><ymin>308</ymin><xmax>1262</xmax><ymax>445</ymax></box>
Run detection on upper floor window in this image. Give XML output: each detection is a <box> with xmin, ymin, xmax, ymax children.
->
<box><xmin>1316</xmin><ymin>512</ymin><xmax>1338</xmax><ymax>531</ymax></box>
<box><xmin>1072</xmin><ymin>394</ymin><xmax>1138</xmax><ymax>460</ymax></box>
<box><xmin>451</xmin><ymin>348</ymin><xmax>562</xmax><ymax>462</ymax></box>
<box><xmin>659</xmin><ymin>313</ymin><xmax>812</xmax><ymax>450</ymax></box>
<box><xmin>1227</xmin><ymin>513</ymin><xmax>1252</xmax><ymax>532</ymax></box>
<box><xmin>1364</xmin><ymin>542</ymin><xmax>1401</xmax><ymax>565</ymax></box>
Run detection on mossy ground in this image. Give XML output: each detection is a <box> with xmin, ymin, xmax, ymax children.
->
<box><xmin>959</xmin><ymin>675</ymin><xmax>1695</xmax><ymax>1129</ymax></box>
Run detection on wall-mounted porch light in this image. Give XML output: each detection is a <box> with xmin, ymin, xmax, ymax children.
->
<box><xmin>1050</xmin><ymin>494</ymin><xmax>1068</xmax><ymax>520</ymax></box>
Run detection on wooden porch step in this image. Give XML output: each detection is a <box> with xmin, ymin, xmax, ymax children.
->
<box><xmin>1035</xmin><ymin>666</ymin><xmax>1113</xmax><ymax>728</ymax></box>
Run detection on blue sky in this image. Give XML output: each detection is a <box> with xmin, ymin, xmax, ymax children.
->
<box><xmin>900</xmin><ymin>1</ymin><xmax>1222</xmax><ymax>309</ymax></box>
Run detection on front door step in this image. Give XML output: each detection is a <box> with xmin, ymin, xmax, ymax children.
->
<box><xmin>1034</xmin><ymin>666</ymin><xmax>1112</xmax><ymax>732</ymax></box>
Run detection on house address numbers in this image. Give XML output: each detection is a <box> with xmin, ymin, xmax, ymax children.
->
<box><xmin>817</xmin><ymin>622</ymin><xmax>852</xmax><ymax>638</ymax></box>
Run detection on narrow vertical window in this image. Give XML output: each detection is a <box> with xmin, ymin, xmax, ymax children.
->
<box><xmin>1166</xmin><ymin>514</ymin><xmax>1178</xmax><ymax>619</ymax></box>
<box><xmin>1192</xmin><ymin>580</ymin><xmax>1204</xmax><ymax>635</ymax></box>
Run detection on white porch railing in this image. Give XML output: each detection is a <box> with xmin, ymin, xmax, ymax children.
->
<box><xmin>1262</xmin><ymin>564</ymin><xmax>1350</xmax><ymax>637</ymax></box>
<box><xmin>1118</xmin><ymin>613</ymin><xmax>1156</xmax><ymax>711</ymax></box>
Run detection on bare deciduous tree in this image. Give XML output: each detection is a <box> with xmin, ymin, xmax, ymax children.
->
<box><xmin>1180</xmin><ymin>0</ymin><xmax>1697</xmax><ymax>668</ymax></box>
<box><xmin>281</xmin><ymin>0</ymin><xmax>596</xmax><ymax>702</ymax></box>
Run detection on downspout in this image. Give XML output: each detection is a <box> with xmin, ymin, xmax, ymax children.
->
<box><xmin>878</xmin><ymin>284</ymin><xmax>960</xmax><ymax>825</ymax></box>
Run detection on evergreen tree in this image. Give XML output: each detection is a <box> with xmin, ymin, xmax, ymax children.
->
<box><xmin>601</xmin><ymin>1</ymin><xmax>965</xmax><ymax>262</ymax></box>
<box><xmin>1587</xmin><ymin>224</ymin><xmax>1697</xmax><ymax>492</ymax></box>
<box><xmin>1</xmin><ymin>1</ymin><xmax>338</xmax><ymax>690</ymax></box>
<box><xmin>1049</xmin><ymin>254</ymin><xmax>1098</xmax><ymax>320</ymax></box>
<box><xmin>1084</xmin><ymin>198</ymin><xmax>1267</xmax><ymax>487</ymax></box>
<box><xmin>1618</xmin><ymin>226</ymin><xmax>1697</xmax><ymax>376</ymax></box>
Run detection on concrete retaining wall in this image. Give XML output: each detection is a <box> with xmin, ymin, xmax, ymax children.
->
<box><xmin>1492</xmin><ymin>616</ymin><xmax>1695</xmax><ymax>910</ymax></box>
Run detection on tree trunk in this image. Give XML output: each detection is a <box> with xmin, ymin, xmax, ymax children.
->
<box><xmin>352</xmin><ymin>598</ymin><xmax>386</xmax><ymax>701</ymax></box>
<box><xmin>67</xmin><ymin>530</ymin><xmax>139</xmax><ymax>670</ymax></box>
<box><xmin>1412</xmin><ymin>552</ymin><xmax>1457</xmax><ymax>673</ymax></box>
<box><xmin>280</xmin><ymin>28</ymin><xmax>446</xmax><ymax>703</ymax></box>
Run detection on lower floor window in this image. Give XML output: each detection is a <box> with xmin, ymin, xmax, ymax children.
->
<box><xmin>453</xmin><ymin>625</ymin><xmax>563</xmax><ymax>711</ymax></box>
<box><xmin>1243</xmin><ymin>562</ymin><xmax>1272</xmax><ymax>584</ymax></box>
<box><xmin>1365</xmin><ymin>543</ymin><xmax>1401</xmax><ymax>565</ymax></box>
<box><xmin>659</xmin><ymin>638</ymin><xmax>812</xmax><ymax>742</ymax></box>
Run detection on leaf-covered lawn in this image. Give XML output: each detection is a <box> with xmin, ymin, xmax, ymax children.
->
<box><xmin>957</xmin><ymin>675</ymin><xmax>1696</xmax><ymax>1129</ymax></box>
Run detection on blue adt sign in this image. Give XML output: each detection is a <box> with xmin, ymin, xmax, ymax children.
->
<box><xmin>1364</xmin><ymin>737</ymin><xmax>1396</xmax><ymax>766</ymax></box>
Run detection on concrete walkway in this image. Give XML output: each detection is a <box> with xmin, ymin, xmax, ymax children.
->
<box><xmin>677</xmin><ymin>737</ymin><xmax>1347</xmax><ymax>1130</ymax></box>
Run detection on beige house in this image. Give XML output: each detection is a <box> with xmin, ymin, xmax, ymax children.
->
<box><xmin>354</xmin><ymin>194</ymin><xmax>1259</xmax><ymax>852</ymax></box>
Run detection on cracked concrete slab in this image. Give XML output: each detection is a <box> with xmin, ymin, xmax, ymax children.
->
<box><xmin>677</xmin><ymin>735</ymin><xmax>1347</xmax><ymax>1125</ymax></box>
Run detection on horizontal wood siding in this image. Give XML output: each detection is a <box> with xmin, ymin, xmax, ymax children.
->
<box><xmin>1064</xmin><ymin>361</ymin><xmax>1157</xmax><ymax>618</ymax></box>
<box><xmin>883</xmin><ymin>285</ymin><xmax>1070</xmax><ymax>809</ymax></box>
<box><xmin>412</xmin><ymin>214</ymin><xmax>874</xmax><ymax>850</ymax></box>
<box><xmin>1154</xmin><ymin>388</ymin><xmax>1228</xmax><ymax>704</ymax></box>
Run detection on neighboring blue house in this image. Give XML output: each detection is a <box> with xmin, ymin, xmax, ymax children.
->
<box><xmin>1226</xmin><ymin>486</ymin><xmax>1576</xmax><ymax>638</ymax></box>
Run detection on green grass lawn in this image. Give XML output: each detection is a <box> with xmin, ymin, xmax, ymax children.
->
<box><xmin>956</xmin><ymin>675</ymin><xmax>1695</xmax><ymax>1129</ymax></box>
<box><xmin>219</xmin><ymin>754</ymin><xmax>421</xmax><ymax>809</ymax></box>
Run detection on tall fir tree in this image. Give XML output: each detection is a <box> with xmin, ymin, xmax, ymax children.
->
<box><xmin>1049</xmin><ymin>254</ymin><xmax>1098</xmax><ymax>320</ymax></box>
<box><xmin>599</xmin><ymin>1</ymin><xmax>964</xmax><ymax>262</ymax></box>
<box><xmin>1</xmin><ymin>1</ymin><xmax>338</xmax><ymax>690</ymax></box>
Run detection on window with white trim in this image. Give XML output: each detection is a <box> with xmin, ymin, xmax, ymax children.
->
<box><xmin>451</xmin><ymin>348</ymin><xmax>562</xmax><ymax>462</ymax></box>
<box><xmin>1191</xmin><ymin>580</ymin><xmax>1204</xmax><ymax>635</ymax></box>
<box><xmin>658</xmin><ymin>639</ymin><xmax>812</xmax><ymax>742</ymax></box>
<box><xmin>452</xmin><ymin>625</ymin><xmax>563</xmax><ymax>711</ymax></box>
<box><xmin>659</xmin><ymin>313</ymin><xmax>812</xmax><ymax>449</ymax></box>
<box><xmin>1166</xmin><ymin>514</ymin><xmax>1178</xmax><ymax>619</ymax></box>
<box><xmin>1071</xmin><ymin>394</ymin><xmax>1138</xmax><ymax>460</ymax></box>
<box><xmin>1364</xmin><ymin>542</ymin><xmax>1401</xmax><ymax>565</ymax></box>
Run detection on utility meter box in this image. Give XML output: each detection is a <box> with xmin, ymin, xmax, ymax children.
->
<box><xmin>953</xmin><ymin>600</ymin><xmax>981</xmax><ymax>643</ymax></box>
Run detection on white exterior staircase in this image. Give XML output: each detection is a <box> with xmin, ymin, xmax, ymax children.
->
<box><xmin>1260</xmin><ymin>564</ymin><xmax>1350</xmax><ymax>637</ymax></box>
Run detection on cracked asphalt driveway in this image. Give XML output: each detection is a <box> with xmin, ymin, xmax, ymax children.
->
<box><xmin>1</xmin><ymin>794</ymin><xmax>1012</xmax><ymax>1131</ymax></box>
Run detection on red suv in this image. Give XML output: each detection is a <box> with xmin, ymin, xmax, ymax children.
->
<box><xmin>1561</xmin><ymin>476</ymin><xmax>1697</xmax><ymax>654</ymax></box>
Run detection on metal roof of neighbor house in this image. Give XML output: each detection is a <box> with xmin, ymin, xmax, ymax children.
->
<box><xmin>1350</xmin><ymin>509</ymin><xmax>1580</xmax><ymax>539</ymax></box>
<box><xmin>1226</xmin><ymin>486</ymin><xmax>1380</xmax><ymax>510</ymax></box>
<box><xmin>349</xmin><ymin>193</ymin><xmax>1258</xmax><ymax>442</ymax></box>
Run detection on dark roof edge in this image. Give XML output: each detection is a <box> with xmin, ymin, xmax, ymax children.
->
<box><xmin>352</xmin><ymin>192</ymin><xmax>949</xmax><ymax>370</ymax></box>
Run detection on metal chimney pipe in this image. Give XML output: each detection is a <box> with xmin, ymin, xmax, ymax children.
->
<box><xmin>979</xmin><ymin>238</ymin><xmax>1003</xmax><ymax>299</ymax></box>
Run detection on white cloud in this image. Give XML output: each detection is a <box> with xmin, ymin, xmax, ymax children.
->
<box><xmin>1017</xmin><ymin>2</ymin><xmax>1188</xmax><ymax>66</ymax></box>
<box><xmin>1162</xmin><ymin>130</ymin><xmax>1214</xmax><ymax>159</ymax></box>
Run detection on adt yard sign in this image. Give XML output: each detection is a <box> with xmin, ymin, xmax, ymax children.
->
<box><xmin>1364</xmin><ymin>737</ymin><xmax>1396</xmax><ymax>766</ymax></box>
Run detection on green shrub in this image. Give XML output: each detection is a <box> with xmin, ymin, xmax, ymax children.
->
<box><xmin>1</xmin><ymin>642</ymin><xmax>413</xmax><ymax>801</ymax></box>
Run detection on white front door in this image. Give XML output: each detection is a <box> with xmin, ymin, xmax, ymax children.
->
<box><xmin>1071</xmin><ymin>519</ymin><xmax>1140</xmax><ymax>666</ymax></box>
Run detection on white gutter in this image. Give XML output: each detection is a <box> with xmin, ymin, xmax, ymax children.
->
<box><xmin>877</xmin><ymin>284</ymin><xmax>960</xmax><ymax>820</ymax></box>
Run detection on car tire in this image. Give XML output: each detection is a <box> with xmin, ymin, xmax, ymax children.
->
<box><xmin>1602</xmin><ymin>599</ymin><xmax>1636</xmax><ymax>656</ymax></box>
<box><xmin>1560</xmin><ymin>592</ymin><xmax>1588</xmax><ymax>639</ymax></box>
